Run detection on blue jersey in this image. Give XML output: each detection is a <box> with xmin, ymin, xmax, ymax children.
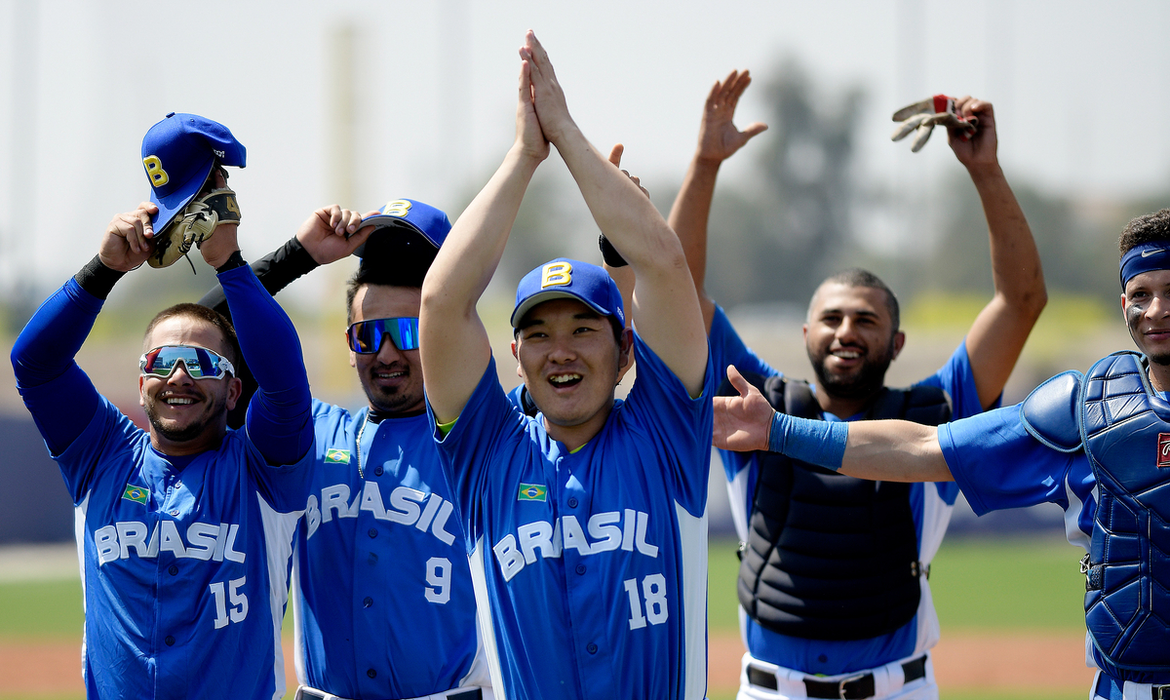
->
<box><xmin>12</xmin><ymin>266</ymin><xmax>313</xmax><ymax>700</ymax></box>
<box><xmin>431</xmin><ymin>334</ymin><xmax>714</xmax><ymax>700</ymax></box>
<box><xmin>709</xmin><ymin>306</ymin><xmax>988</xmax><ymax>675</ymax></box>
<box><xmin>292</xmin><ymin>400</ymin><xmax>488</xmax><ymax>698</ymax></box>
<box><xmin>934</xmin><ymin>402</ymin><xmax>1170</xmax><ymax>683</ymax></box>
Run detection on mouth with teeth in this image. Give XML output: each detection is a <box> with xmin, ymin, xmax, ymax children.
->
<box><xmin>548</xmin><ymin>373</ymin><xmax>583</xmax><ymax>388</ymax></box>
<box><xmin>161</xmin><ymin>393</ymin><xmax>200</xmax><ymax>407</ymax></box>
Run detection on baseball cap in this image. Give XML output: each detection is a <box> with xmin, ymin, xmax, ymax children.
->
<box><xmin>353</xmin><ymin>199</ymin><xmax>452</xmax><ymax>258</ymax></box>
<box><xmin>141</xmin><ymin>113</ymin><xmax>246</xmax><ymax>231</ymax></box>
<box><xmin>510</xmin><ymin>258</ymin><xmax>625</xmax><ymax>329</ymax></box>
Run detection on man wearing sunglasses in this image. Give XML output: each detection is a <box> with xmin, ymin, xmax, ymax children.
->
<box><xmin>199</xmin><ymin>200</ymin><xmax>492</xmax><ymax>700</ymax></box>
<box><xmin>10</xmin><ymin>112</ymin><xmax>315</xmax><ymax>700</ymax></box>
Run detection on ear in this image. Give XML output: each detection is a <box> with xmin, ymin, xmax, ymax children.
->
<box><xmin>617</xmin><ymin>328</ymin><xmax>633</xmax><ymax>370</ymax></box>
<box><xmin>801</xmin><ymin>323</ymin><xmax>809</xmax><ymax>344</ymax></box>
<box><xmin>346</xmin><ymin>330</ymin><xmax>358</xmax><ymax>368</ymax></box>
<box><xmin>891</xmin><ymin>330</ymin><xmax>906</xmax><ymax>360</ymax></box>
<box><xmin>511</xmin><ymin>339</ymin><xmax>524</xmax><ymax>379</ymax></box>
<box><xmin>1120</xmin><ymin>292</ymin><xmax>1128</xmax><ymax>317</ymax></box>
<box><xmin>225</xmin><ymin>376</ymin><xmax>243</xmax><ymax>411</ymax></box>
<box><xmin>139</xmin><ymin>375</ymin><xmax>147</xmax><ymax>407</ymax></box>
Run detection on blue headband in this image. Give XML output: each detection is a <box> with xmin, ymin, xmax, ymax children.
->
<box><xmin>1120</xmin><ymin>242</ymin><xmax>1170</xmax><ymax>288</ymax></box>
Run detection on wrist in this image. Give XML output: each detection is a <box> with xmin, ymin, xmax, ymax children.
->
<box><xmin>75</xmin><ymin>255</ymin><xmax>126</xmax><ymax>299</ymax></box>
<box><xmin>215</xmin><ymin>250</ymin><xmax>247</xmax><ymax>273</ymax></box>
<box><xmin>964</xmin><ymin>160</ymin><xmax>1004</xmax><ymax>183</ymax></box>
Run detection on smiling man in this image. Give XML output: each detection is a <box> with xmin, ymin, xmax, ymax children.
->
<box><xmin>712</xmin><ymin>208</ymin><xmax>1170</xmax><ymax>700</ymax></box>
<box><xmin>666</xmin><ymin>78</ymin><xmax>1048</xmax><ymax>700</ymax></box>
<box><xmin>9</xmin><ymin>114</ymin><xmax>314</xmax><ymax>700</ymax></box>
<box><xmin>419</xmin><ymin>32</ymin><xmax>712</xmax><ymax>700</ymax></box>
<box><xmin>198</xmin><ymin>200</ymin><xmax>493</xmax><ymax>700</ymax></box>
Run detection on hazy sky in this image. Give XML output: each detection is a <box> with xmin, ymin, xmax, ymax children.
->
<box><xmin>2</xmin><ymin>0</ymin><xmax>1168</xmax><ymax>302</ymax></box>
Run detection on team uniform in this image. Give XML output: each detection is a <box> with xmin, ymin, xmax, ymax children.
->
<box><xmin>431</xmin><ymin>334</ymin><xmax>714</xmax><ymax>700</ymax></box>
<box><xmin>11</xmin><ymin>265</ymin><xmax>314</xmax><ymax>700</ymax></box>
<box><xmin>291</xmin><ymin>400</ymin><xmax>489</xmax><ymax>699</ymax></box>
<box><xmin>708</xmin><ymin>306</ymin><xmax>990</xmax><ymax>698</ymax></box>
<box><xmin>939</xmin><ymin>351</ymin><xmax>1170</xmax><ymax>699</ymax></box>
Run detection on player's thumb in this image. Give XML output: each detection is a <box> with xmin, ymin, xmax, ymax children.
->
<box><xmin>608</xmin><ymin>143</ymin><xmax>624</xmax><ymax>168</ymax></box>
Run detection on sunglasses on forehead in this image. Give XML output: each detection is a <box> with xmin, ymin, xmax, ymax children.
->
<box><xmin>346</xmin><ymin>317</ymin><xmax>421</xmax><ymax>354</ymax></box>
<box><xmin>139</xmin><ymin>345</ymin><xmax>236</xmax><ymax>380</ymax></box>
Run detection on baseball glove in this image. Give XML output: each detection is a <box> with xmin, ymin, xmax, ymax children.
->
<box><xmin>149</xmin><ymin>187</ymin><xmax>241</xmax><ymax>268</ymax></box>
<box><xmin>890</xmin><ymin>95</ymin><xmax>977</xmax><ymax>152</ymax></box>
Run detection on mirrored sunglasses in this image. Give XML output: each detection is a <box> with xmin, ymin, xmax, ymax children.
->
<box><xmin>139</xmin><ymin>345</ymin><xmax>236</xmax><ymax>380</ymax></box>
<box><xmin>346</xmin><ymin>317</ymin><xmax>420</xmax><ymax>354</ymax></box>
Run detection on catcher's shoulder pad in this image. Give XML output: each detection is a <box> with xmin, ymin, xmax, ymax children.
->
<box><xmin>198</xmin><ymin>187</ymin><xmax>241</xmax><ymax>224</ymax></box>
<box><xmin>1019</xmin><ymin>370</ymin><xmax>1084</xmax><ymax>453</ymax></box>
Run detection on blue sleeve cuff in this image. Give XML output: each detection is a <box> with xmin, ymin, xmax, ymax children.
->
<box><xmin>767</xmin><ymin>412</ymin><xmax>848</xmax><ymax>471</ymax></box>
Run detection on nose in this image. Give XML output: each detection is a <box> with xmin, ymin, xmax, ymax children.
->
<box><xmin>835</xmin><ymin>315</ymin><xmax>860</xmax><ymax>343</ymax></box>
<box><xmin>375</xmin><ymin>334</ymin><xmax>405</xmax><ymax>364</ymax></box>
<box><xmin>547</xmin><ymin>335</ymin><xmax>577</xmax><ymax>364</ymax></box>
<box><xmin>1149</xmin><ymin>294</ymin><xmax>1170</xmax><ymax>319</ymax></box>
<box><xmin>166</xmin><ymin>361</ymin><xmax>196</xmax><ymax>385</ymax></box>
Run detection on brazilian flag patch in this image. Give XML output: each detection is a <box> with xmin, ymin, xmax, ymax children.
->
<box><xmin>517</xmin><ymin>483</ymin><xmax>547</xmax><ymax>502</ymax></box>
<box><xmin>121</xmin><ymin>485</ymin><xmax>149</xmax><ymax>505</ymax></box>
<box><xmin>325</xmin><ymin>449</ymin><xmax>351</xmax><ymax>465</ymax></box>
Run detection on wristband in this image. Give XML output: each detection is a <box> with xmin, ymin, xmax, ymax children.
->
<box><xmin>215</xmin><ymin>250</ymin><xmax>247</xmax><ymax>273</ymax></box>
<box><xmin>74</xmin><ymin>255</ymin><xmax>126</xmax><ymax>300</ymax></box>
<box><xmin>598</xmin><ymin>235</ymin><xmax>629</xmax><ymax>268</ymax></box>
<box><xmin>767</xmin><ymin>411</ymin><xmax>849</xmax><ymax>471</ymax></box>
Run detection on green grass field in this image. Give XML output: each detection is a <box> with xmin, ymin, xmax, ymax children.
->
<box><xmin>0</xmin><ymin>537</ymin><xmax>1088</xmax><ymax>700</ymax></box>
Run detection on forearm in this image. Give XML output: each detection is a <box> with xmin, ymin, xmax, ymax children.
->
<box><xmin>768</xmin><ymin>412</ymin><xmax>952</xmax><ymax>482</ymax></box>
<box><xmin>198</xmin><ymin>237</ymin><xmax>318</xmax><ymax>318</ymax></box>
<box><xmin>668</xmin><ymin>154</ymin><xmax>722</xmax><ymax>320</ymax></box>
<box><xmin>420</xmin><ymin>145</ymin><xmax>540</xmax><ymax>421</ymax></box>
<box><xmin>555</xmin><ymin>128</ymin><xmax>681</xmax><ymax>269</ymax></box>
<box><xmin>220</xmin><ymin>264</ymin><xmax>312</xmax><ymax>464</ymax></box>
<box><xmin>11</xmin><ymin>272</ymin><xmax>109</xmax><ymax>452</ymax></box>
<box><xmin>427</xmin><ymin>144</ymin><xmax>540</xmax><ymax>316</ymax></box>
<box><xmin>969</xmin><ymin>163</ymin><xmax>1046</xmax><ymax>314</ymax></box>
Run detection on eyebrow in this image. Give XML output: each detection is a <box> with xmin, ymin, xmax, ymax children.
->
<box><xmin>517</xmin><ymin>310</ymin><xmax>604</xmax><ymax>330</ymax></box>
<box><xmin>819</xmin><ymin>307</ymin><xmax>881</xmax><ymax>319</ymax></box>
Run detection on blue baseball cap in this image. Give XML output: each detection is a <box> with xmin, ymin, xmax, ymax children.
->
<box><xmin>511</xmin><ymin>258</ymin><xmax>625</xmax><ymax>329</ymax></box>
<box><xmin>353</xmin><ymin>198</ymin><xmax>451</xmax><ymax>258</ymax></box>
<box><xmin>141</xmin><ymin>113</ymin><xmax>246</xmax><ymax>231</ymax></box>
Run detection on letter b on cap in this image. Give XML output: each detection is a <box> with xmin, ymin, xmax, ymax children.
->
<box><xmin>143</xmin><ymin>156</ymin><xmax>169</xmax><ymax>187</ymax></box>
<box><xmin>541</xmin><ymin>262</ymin><xmax>572</xmax><ymax>289</ymax></box>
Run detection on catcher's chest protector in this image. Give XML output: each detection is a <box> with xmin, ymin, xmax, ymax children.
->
<box><xmin>734</xmin><ymin>374</ymin><xmax>951</xmax><ymax>640</ymax></box>
<box><xmin>1082</xmin><ymin>352</ymin><xmax>1170</xmax><ymax>673</ymax></box>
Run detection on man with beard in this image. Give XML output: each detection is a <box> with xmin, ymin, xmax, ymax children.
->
<box><xmin>9</xmin><ymin>114</ymin><xmax>314</xmax><ymax>699</ymax></box>
<box><xmin>198</xmin><ymin>200</ymin><xmax>492</xmax><ymax>700</ymax></box>
<box><xmin>669</xmin><ymin>75</ymin><xmax>1047</xmax><ymax>700</ymax></box>
<box><xmin>710</xmin><ymin>208</ymin><xmax>1170</xmax><ymax>700</ymax></box>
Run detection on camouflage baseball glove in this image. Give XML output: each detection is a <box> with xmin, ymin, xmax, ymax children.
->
<box><xmin>149</xmin><ymin>186</ymin><xmax>241</xmax><ymax>268</ymax></box>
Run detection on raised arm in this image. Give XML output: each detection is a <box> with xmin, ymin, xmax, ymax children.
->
<box><xmin>198</xmin><ymin>205</ymin><xmax>370</xmax><ymax>315</ymax></box>
<box><xmin>667</xmin><ymin>70</ymin><xmax>767</xmax><ymax>332</ymax></box>
<box><xmin>199</xmin><ymin>204</ymin><xmax>313</xmax><ymax>466</ymax></box>
<box><xmin>420</xmin><ymin>55</ymin><xmax>549</xmax><ymax>423</ymax></box>
<box><xmin>948</xmin><ymin>97</ymin><xmax>1047</xmax><ymax>409</ymax></box>
<box><xmin>11</xmin><ymin>204</ymin><xmax>157</xmax><ymax>453</ymax></box>
<box><xmin>714</xmin><ymin>366</ymin><xmax>952</xmax><ymax>482</ymax></box>
<box><xmin>522</xmin><ymin>31</ymin><xmax>708</xmax><ymax>397</ymax></box>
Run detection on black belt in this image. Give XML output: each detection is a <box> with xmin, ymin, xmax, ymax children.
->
<box><xmin>299</xmin><ymin>690</ymin><xmax>482</xmax><ymax>700</ymax></box>
<box><xmin>747</xmin><ymin>656</ymin><xmax>927</xmax><ymax>699</ymax></box>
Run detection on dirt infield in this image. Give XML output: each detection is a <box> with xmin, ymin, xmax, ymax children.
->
<box><xmin>0</xmin><ymin>630</ymin><xmax>1094</xmax><ymax>697</ymax></box>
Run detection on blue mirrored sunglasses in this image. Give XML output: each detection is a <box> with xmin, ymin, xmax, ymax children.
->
<box><xmin>139</xmin><ymin>345</ymin><xmax>236</xmax><ymax>380</ymax></box>
<box><xmin>346</xmin><ymin>317</ymin><xmax>420</xmax><ymax>354</ymax></box>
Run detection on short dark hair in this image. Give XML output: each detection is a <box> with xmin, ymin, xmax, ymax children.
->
<box><xmin>1119</xmin><ymin>208</ymin><xmax>1170</xmax><ymax>258</ymax></box>
<box><xmin>345</xmin><ymin>232</ymin><xmax>438</xmax><ymax>324</ymax></box>
<box><xmin>143</xmin><ymin>303</ymin><xmax>241</xmax><ymax>369</ymax></box>
<box><xmin>816</xmin><ymin>268</ymin><xmax>900</xmax><ymax>330</ymax></box>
